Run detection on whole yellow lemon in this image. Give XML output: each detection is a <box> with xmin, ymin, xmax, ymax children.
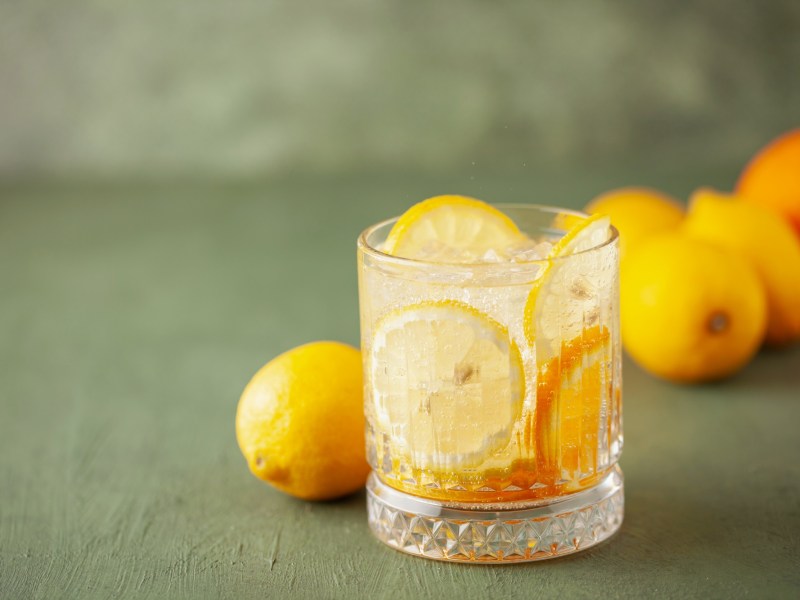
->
<box><xmin>236</xmin><ymin>341</ymin><xmax>369</xmax><ymax>501</ymax></box>
<box><xmin>621</xmin><ymin>234</ymin><xmax>767</xmax><ymax>383</ymax></box>
<box><xmin>683</xmin><ymin>188</ymin><xmax>800</xmax><ymax>347</ymax></box>
<box><xmin>586</xmin><ymin>187</ymin><xmax>685</xmax><ymax>260</ymax></box>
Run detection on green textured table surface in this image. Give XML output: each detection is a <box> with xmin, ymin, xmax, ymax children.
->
<box><xmin>2</xmin><ymin>170</ymin><xmax>799</xmax><ymax>599</ymax></box>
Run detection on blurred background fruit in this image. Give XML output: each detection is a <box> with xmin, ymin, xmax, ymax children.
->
<box><xmin>585</xmin><ymin>187</ymin><xmax>684</xmax><ymax>260</ymax></box>
<box><xmin>737</xmin><ymin>129</ymin><xmax>800</xmax><ymax>237</ymax></box>
<box><xmin>683</xmin><ymin>188</ymin><xmax>800</xmax><ymax>347</ymax></box>
<box><xmin>235</xmin><ymin>341</ymin><xmax>368</xmax><ymax>501</ymax></box>
<box><xmin>621</xmin><ymin>234</ymin><xmax>767</xmax><ymax>383</ymax></box>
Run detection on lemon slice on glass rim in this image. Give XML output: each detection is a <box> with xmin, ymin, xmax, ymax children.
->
<box><xmin>369</xmin><ymin>300</ymin><xmax>525</xmax><ymax>470</ymax></box>
<box><xmin>383</xmin><ymin>195</ymin><xmax>523</xmax><ymax>262</ymax></box>
<box><xmin>523</xmin><ymin>213</ymin><xmax>613</xmax><ymax>358</ymax></box>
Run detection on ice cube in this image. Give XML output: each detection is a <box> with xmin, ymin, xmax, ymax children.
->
<box><xmin>418</xmin><ymin>240</ymin><xmax>472</xmax><ymax>263</ymax></box>
<box><xmin>505</xmin><ymin>237</ymin><xmax>553</xmax><ymax>262</ymax></box>
<box><xmin>480</xmin><ymin>248</ymin><xmax>503</xmax><ymax>263</ymax></box>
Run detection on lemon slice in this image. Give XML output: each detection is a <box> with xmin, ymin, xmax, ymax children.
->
<box><xmin>383</xmin><ymin>195</ymin><xmax>522</xmax><ymax>262</ymax></box>
<box><xmin>369</xmin><ymin>300</ymin><xmax>524</xmax><ymax>470</ymax></box>
<box><xmin>550</xmin><ymin>211</ymin><xmax>585</xmax><ymax>233</ymax></box>
<box><xmin>523</xmin><ymin>214</ymin><xmax>612</xmax><ymax>357</ymax></box>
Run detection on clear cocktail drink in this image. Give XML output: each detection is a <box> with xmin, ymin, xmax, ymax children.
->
<box><xmin>358</xmin><ymin>199</ymin><xmax>623</xmax><ymax>562</ymax></box>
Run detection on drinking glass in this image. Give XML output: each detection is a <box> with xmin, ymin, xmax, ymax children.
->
<box><xmin>357</xmin><ymin>204</ymin><xmax>623</xmax><ymax>562</ymax></box>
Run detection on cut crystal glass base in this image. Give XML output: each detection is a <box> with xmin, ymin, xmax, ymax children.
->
<box><xmin>366</xmin><ymin>466</ymin><xmax>623</xmax><ymax>563</ymax></box>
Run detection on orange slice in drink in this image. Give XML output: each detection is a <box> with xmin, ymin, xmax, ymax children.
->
<box><xmin>528</xmin><ymin>325</ymin><xmax>611</xmax><ymax>486</ymax></box>
<box><xmin>522</xmin><ymin>214</ymin><xmax>614</xmax><ymax>485</ymax></box>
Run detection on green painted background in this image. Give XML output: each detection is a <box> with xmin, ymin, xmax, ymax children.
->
<box><xmin>2</xmin><ymin>3</ymin><xmax>800</xmax><ymax>598</ymax></box>
<box><xmin>2</xmin><ymin>1</ymin><xmax>799</xmax><ymax>178</ymax></box>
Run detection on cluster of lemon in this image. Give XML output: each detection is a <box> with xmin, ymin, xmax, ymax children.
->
<box><xmin>589</xmin><ymin>129</ymin><xmax>800</xmax><ymax>383</ymax></box>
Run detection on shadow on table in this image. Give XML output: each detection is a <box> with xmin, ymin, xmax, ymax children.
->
<box><xmin>729</xmin><ymin>344</ymin><xmax>800</xmax><ymax>394</ymax></box>
<box><xmin>623</xmin><ymin>345</ymin><xmax>800</xmax><ymax>399</ymax></box>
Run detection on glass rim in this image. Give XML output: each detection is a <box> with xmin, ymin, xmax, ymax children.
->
<box><xmin>357</xmin><ymin>203</ymin><xmax>619</xmax><ymax>272</ymax></box>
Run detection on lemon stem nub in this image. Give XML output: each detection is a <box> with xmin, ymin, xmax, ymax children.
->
<box><xmin>707</xmin><ymin>311</ymin><xmax>729</xmax><ymax>334</ymax></box>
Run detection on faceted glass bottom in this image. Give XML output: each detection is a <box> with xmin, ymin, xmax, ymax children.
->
<box><xmin>367</xmin><ymin>465</ymin><xmax>623</xmax><ymax>563</ymax></box>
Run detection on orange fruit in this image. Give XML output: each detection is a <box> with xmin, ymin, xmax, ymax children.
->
<box><xmin>737</xmin><ymin>129</ymin><xmax>800</xmax><ymax>237</ymax></box>
<box><xmin>585</xmin><ymin>187</ymin><xmax>684</xmax><ymax>260</ymax></box>
<box><xmin>235</xmin><ymin>341</ymin><xmax>369</xmax><ymax>501</ymax></box>
<box><xmin>683</xmin><ymin>188</ymin><xmax>800</xmax><ymax>346</ymax></box>
<box><xmin>621</xmin><ymin>233</ymin><xmax>767</xmax><ymax>383</ymax></box>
